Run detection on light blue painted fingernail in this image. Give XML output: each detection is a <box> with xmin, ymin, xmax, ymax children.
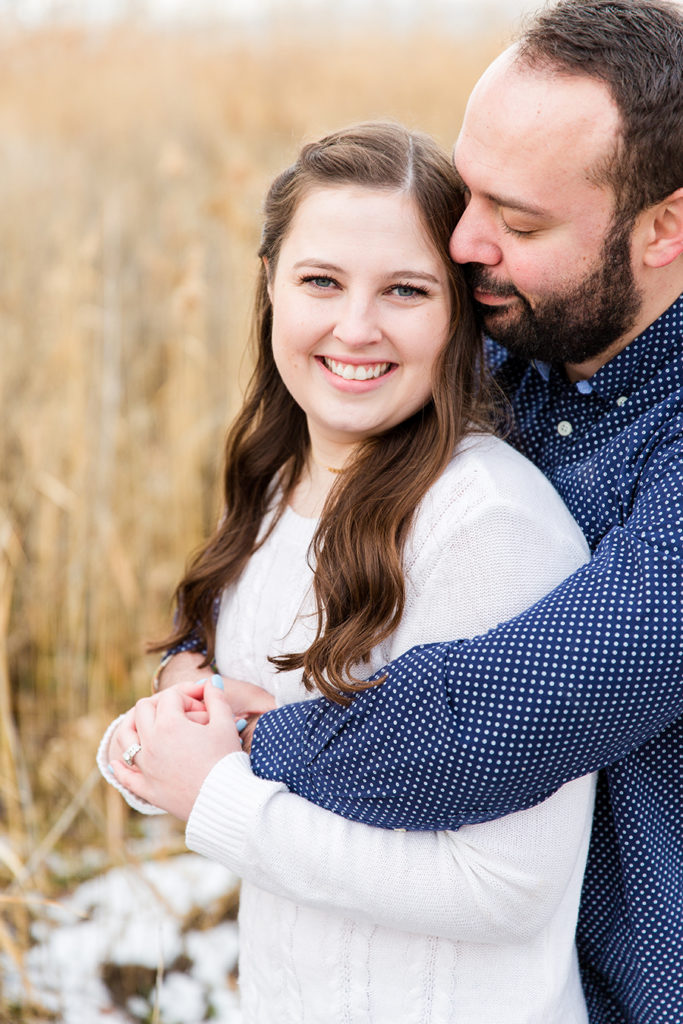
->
<box><xmin>236</xmin><ymin>718</ymin><xmax>248</xmax><ymax>733</ymax></box>
<box><xmin>211</xmin><ymin>674</ymin><xmax>224</xmax><ymax>690</ymax></box>
<box><xmin>107</xmin><ymin>763</ymin><xmax>116</xmax><ymax>775</ymax></box>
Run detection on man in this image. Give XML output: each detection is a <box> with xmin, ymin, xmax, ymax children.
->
<box><xmin>150</xmin><ymin>0</ymin><xmax>681</xmax><ymax>1017</ymax></box>
<box><xmin>245</xmin><ymin>1</ymin><xmax>683</xmax><ymax>1021</ymax></box>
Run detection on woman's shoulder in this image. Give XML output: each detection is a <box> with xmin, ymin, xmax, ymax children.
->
<box><xmin>411</xmin><ymin>432</ymin><xmax>587</xmax><ymax>556</ymax></box>
<box><xmin>432</xmin><ymin>432</ymin><xmax>571</xmax><ymax>517</ymax></box>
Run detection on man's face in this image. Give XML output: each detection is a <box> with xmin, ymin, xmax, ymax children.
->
<box><xmin>450</xmin><ymin>53</ymin><xmax>643</xmax><ymax>366</ymax></box>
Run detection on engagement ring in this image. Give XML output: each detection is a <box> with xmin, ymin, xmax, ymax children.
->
<box><xmin>122</xmin><ymin>742</ymin><xmax>142</xmax><ymax>767</ymax></box>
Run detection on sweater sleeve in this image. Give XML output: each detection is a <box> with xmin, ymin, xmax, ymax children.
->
<box><xmin>187</xmin><ymin>752</ymin><xmax>594</xmax><ymax>942</ymax></box>
<box><xmin>187</xmin><ymin>449</ymin><xmax>595</xmax><ymax>940</ymax></box>
<box><xmin>250</xmin><ymin>429</ymin><xmax>683</xmax><ymax>830</ymax></box>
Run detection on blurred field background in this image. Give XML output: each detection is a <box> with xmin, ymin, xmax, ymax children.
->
<box><xmin>0</xmin><ymin>1</ymin><xmax>525</xmax><ymax>1018</ymax></box>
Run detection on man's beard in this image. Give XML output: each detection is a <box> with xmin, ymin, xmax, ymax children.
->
<box><xmin>466</xmin><ymin>218</ymin><xmax>643</xmax><ymax>365</ymax></box>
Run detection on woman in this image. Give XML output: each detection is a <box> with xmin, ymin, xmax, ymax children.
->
<box><xmin>100</xmin><ymin>122</ymin><xmax>594</xmax><ymax>1023</ymax></box>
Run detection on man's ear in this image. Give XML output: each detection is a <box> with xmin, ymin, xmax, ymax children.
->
<box><xmin>642</xmin><ymin>188</ymin><xmax>683</xmax><ymax>269</ymax></box>
<box><xmin>263</xmin><ymin>256</ymin><xmax>273</xmax><ymax>301</ymax></box>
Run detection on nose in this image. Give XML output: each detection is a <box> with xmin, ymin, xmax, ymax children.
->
<box><xmin>449</xmin><ymin>202</ymin><xmax>503</xmax><ymax>267</ymax></box>
<box><xmin>332</xmin><ymin>295</ymin><xmax>383</xmax><ymax>347</ymax></box>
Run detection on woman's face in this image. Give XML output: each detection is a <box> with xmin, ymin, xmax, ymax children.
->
<box><xmin>268</xmin><ymin>185</ymin><xmax>452</xmax><ymax>458</ymax></box>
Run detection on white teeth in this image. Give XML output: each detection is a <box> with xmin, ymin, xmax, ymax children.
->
<box><xmin>324</xmin><ymin>358</ymin><xmax>390</xmax><ymax>381</ymax></box>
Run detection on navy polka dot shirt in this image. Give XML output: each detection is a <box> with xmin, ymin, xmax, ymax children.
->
<box><xmin>251</xmin><ymin>294</ymin><xmax>683</xmax><ymax>1024</ymax></box>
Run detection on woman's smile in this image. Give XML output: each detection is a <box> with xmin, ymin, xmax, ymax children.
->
<box><xmin>318</xmin><ymin>356</ymin><xmax>395</xmax><ymax>383</ymax></box>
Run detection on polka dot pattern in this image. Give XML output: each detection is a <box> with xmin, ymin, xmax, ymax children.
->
<box><xmin>252</xmin><ymin>295</ymin><xmax>683</xmax><ymax>1024</ymax></box>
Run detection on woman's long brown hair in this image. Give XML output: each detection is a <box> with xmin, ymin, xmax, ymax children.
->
<box><xmin>158</xmin><ymin>122</ymin><xmax>495</xmax><ymax>704</ymax></box>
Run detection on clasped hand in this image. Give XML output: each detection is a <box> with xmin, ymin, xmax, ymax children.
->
<box><xmin>109</xmin><ymin>676</ymin><xmax>275</xmax><ymax>821</ymax></box>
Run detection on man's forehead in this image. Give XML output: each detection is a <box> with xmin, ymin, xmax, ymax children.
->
<box><xmin>453</xmin><ymin>61</ymin><xmax>619</xmax><ymax>186</ymax></box>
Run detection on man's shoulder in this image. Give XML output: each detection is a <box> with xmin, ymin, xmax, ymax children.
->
<box><xmin>484</xmin><ymin>338</ymin><xmax>531</xmax><ymax>400</ymax></box>
<box><xmin>484</xmin><ymin>337</ymin><xmax>510</xmax><ymax>373</ymax></box>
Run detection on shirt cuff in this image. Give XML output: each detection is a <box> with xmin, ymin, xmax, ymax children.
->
<box><xmin>250</xmin><ymin>697</ymin><xmax>355</xmax><ymax>794</ymax></box>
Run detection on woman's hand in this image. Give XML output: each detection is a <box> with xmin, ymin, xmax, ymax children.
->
<box><xmin>107</xmin><ymin>681</ymin><xmax>209</xmax><ymax>764</ymax></box>
<box><xmin>110</xmin><ymin>681</ymin><xmax>242</xmax><ymax>821</ymax></box>
<box><xmin>108</xmin><ymin>706</ymin><xmax>139</xmax><ymax>764</ymax></box>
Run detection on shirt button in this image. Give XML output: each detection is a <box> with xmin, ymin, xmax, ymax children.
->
<box><xmin>616</xmin><ymin>395</ymin><xmax>628</xmax><ymax>407</ymax></box>
<box><xmin>557</xmin><ymin>420</ymin><xmax>573</xmax><ymax>436</ymax></box>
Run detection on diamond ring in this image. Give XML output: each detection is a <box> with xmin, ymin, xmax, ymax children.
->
<box><xmin>122</xmin><ymin>742</ymin><xmax>142</xmax><ymax>768</ymax></box>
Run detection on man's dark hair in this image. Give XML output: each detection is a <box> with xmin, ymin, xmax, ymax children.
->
<box><xmin>516</xmin><ymin>0</ymin><xmax>683</xmax><ymax>224</ymax></box>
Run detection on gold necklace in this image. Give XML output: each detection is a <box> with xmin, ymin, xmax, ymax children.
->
<box><xmin>310</xmin><ymin>456</ymin><xmax>346</xmax><ymax>475</ymax></box>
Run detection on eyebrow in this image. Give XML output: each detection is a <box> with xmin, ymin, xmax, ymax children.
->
<box><xmin>452</xmin><ymin>164</ymin><xmax>551</xmax><ymax>219</ymax></box>
<box><xmin>293</xmin><ymin>260</ymin><xmax>442</xmax><ymax>284</ymax></box>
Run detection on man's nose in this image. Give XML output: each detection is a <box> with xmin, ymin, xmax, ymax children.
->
<box><xmin>449</xmin><ymin>203</ymin><xmax>503</xmax><ymax>267</ymax></box>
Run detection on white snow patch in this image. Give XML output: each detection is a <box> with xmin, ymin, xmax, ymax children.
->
<box><xmin>2</xmin><ymin>854</ymin><xmax>243</xmax><ymax>1023</ymax></box>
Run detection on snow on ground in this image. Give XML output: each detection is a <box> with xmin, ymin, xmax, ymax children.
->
<box><xmin>3</xmin><ymin>853</ymin><xmax>243</xmax><ymax>1023</ymax></box>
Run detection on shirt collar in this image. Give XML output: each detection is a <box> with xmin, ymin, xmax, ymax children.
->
<box><xmin>532</xmin><ymin>293</ymin><xmax>683</xmax><ymax>399</ymax></box>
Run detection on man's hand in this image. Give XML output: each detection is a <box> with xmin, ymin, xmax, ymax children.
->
<box><xmin>222</xmin><ymin>677</ymin><xmax>275</xmax><ymax>714</ymax></box>
<box><xmin>154</xmin><ymin>653</ymin><xmax>276</xmax><ymax>729</ymax></box>
<box><xmin>220</xmin><ymin>677</ymin><xmax>275</xmax><ymax>753</ymax></box>
<box><xmin>155</xmin><ymin>650</ymin><xmax>209</xmax><ymax>691</ymax></box>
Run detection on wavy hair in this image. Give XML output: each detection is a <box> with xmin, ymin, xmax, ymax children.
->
<box><xmin>161</xmin><ymin>121</ymin><xmax>495</xmax><ymax>704</ymax></box>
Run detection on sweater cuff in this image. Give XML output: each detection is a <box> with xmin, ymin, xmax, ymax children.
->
<box><xmin>186</xmin><ymin>751</ymin><xmax>287</xmax><ymax>872</ymax></box>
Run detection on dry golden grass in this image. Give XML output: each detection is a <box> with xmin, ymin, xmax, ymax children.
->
<box><xmin>0</xmin><ymin>12</ymin><xmax>512</xmax><ymax>1015</ymax></box>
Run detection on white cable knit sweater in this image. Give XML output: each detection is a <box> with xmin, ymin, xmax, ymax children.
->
<box><xmin>101</xmin><ymin>434</ymin><xmax>595</xmax><ymax>1023</ymax></box>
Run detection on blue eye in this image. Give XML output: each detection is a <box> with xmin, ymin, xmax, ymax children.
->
<box><xmin>302</xmin><ymin>275</ymin><xmax>336</xmax><ymax>288</ymax></box>
<box><xmin>392</xmin><ymin>283</ymin><xmax>428</xmax><ymax>298</ymax></box>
